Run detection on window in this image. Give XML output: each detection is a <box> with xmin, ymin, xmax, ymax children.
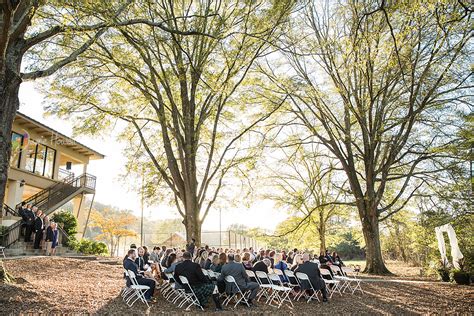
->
<box><xmin>34</xmin><ymin>144</ymin><xmax>46</xmax><ymax>176</ymax></box>
<box><xmin>25</xmin><ymin>139</ymin><xmax>37</xmax><ymax>173</ymax></box>
<box><xmin>10</xmin><ymin>132</ymin><xmax>23</xmax><ymax>168</ymax></box>
<box><xmin>21</xmin><ymin>137</ymin><xmax>56</xmax><ymax>179</ymax></box>
<box><xmin>44</xmin><ymin>147</ymin><xmax>56</xmax><ymax>179</ymax></box>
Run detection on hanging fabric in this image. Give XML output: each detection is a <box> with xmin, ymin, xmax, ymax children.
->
<box><xmin>435</xmin><ymin>223</ymin><xmax>464</xmax><ymax>269</ymax></box>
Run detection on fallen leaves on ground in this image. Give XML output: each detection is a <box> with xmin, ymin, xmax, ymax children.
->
<box><xmin>0</xmin><ymin>257</ymin><xmax>472</xmax><ymax>315</ymax></box>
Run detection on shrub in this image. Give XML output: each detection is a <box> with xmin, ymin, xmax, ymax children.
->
<box><xmin>51</xmin><ymin>211</ymin><xmax>78</xmax><ymax>247</ymax></box>
<box><xmin>72</xmin><ymin>239</ymin><xmax>108</xmax><ymax>256</ymax></box>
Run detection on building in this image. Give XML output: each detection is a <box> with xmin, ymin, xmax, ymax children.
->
<box><xmin>1</xmin><ymin>112</ymin><xmax>104</xmax><ymax>246</ymax></box>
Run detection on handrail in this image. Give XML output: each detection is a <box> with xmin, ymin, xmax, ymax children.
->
<box><xmin>2</xmin><ymin>172</ymin><xmax>97</xmax><ymax>249</ymax></box>
<box><xmin>2</xmin><ymin>203</ymin><xmax>20</xmax><ymax>217</ymax></box>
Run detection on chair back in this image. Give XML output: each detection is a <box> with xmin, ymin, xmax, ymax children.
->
<box><xmin>320</xmin><ymin>268</ymin><xmax>333</xmax><ymax>279</ymax></box>
<box><xmin>255</xmin><ymin>271</ymin><xmax>271</xmax><ymax>284</ymax></box>
<box><xmin>285</xmin><ymin>270</ymin><xmax>299</xmax><ymax>286</ymax></box>
<box><xmin>225</xmin><ymin>275</ymin><xmax>236</xmax><ymax>283</ymax></box>
<box><xmin>268</xmin><ymin>273</ymin><xmax>282</xmax><ymax>285</ymax></box>
<box><xmin>202</xmin><ymin>269</ymin><xmax>209</xmax><ymax>276</ymax></box>
<box><xmin>127</xmin><ymin>270</ymin><xmax>140</xmax><ymax>286</ymax></box>
<box><xmin>330</xmin><ymin>265</ymin><xmax>341</xmax><ymax>275</ymax></box>
<box><xmin>273</xmin><ymin>268</ymin><xmax>284</xmax><ymax>276</ymax></box>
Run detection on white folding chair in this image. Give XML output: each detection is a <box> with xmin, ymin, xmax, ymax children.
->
<box><xmin>254</xmin><ymin>271</ymin><xmax>274</xmax><ymax>302</ymax></box>
<box><xmin>342</xmin><ymin>266</ymin><xmax>364</xmax><ymax>294</ymax></box>
<box><xmin>295</xmin><ymin>272</ymin><xmax>320</xmax><ymax>303</ymax></box>
<box><xmin>320</xmin><ymin>268</ymin><xmax>342</xmax><ymax>298</ymax></box>
<box><xmin>121</xmin><ymin>270</ymin><xmax>134</xmax><ymax>301</ymax></box>
<box><xmin>330</xmin><ymin>265</ymin><xmax>353</xmax><ymax>293</ymax></box>
<box><xmin>126</xmin><ymin>270</ymin><xmax>150</xmax><ymax>307</ymax></box>
<box><xmin>178</xmin><ymin>275</ymin><xmax>204</xmax><ymax>311</ymax></box>
<box><xmin>223</xmin><ymin>275</ymin><xmax>251</xmax><ymax>307</ymax></box>
<box><xmin>268</xmin><ymin>273</ymin><xmax>293</xmax><ymax>308</ymax></box>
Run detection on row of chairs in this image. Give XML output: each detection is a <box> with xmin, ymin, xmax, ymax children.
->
<box><xmin>121</xmin><ymin>264</ymin><xmax>363</xmax><ymax>310</ymax></box>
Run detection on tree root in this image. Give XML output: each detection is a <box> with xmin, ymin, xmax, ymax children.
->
<box><xmin>0</xmin><ymin>260</ymin><xmax>15</xmax><ymax>284</ymax></box>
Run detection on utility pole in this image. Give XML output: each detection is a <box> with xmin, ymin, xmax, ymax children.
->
<box><xmin>140</xmin><ymin>165</ymin><xmax>145</xmax><ymax>246</ymax></box>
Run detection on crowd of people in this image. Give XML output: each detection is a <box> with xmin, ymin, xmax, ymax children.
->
<box><xmin>18</xmin><ymin>202</ymin><xmax>59</xmax><ymax>255</ymax></box>
<box><xmin>122</xmin><ymin>238</ymin><xmax>347</xmax><ymax>310</ymax></box>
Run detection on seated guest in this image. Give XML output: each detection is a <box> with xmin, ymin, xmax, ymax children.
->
<box><xmin>204</xmin><ymin>252</ymin><xmax>213</xmax><ymax>270</ymax></box>
<box><xmin>161</xmin><ymin>248</ymin><xmax>173</xmax><ymax>267</ymax></box>
<box><xmin>197</xmin><ymin>250</ymin><xmax>209</xmax><ymax>269</ymax></box>
<box><xmin>135</xmin><ymin>247</ymin><xmax>147</xmax><ymax>271</ymax></box>
<box><xmin>324</xmin><ymin>250</ymin><xmax>334</xmax><ymax>264</ymax></box>
<box><xmin>123</xmin><ymin>249</ymin><xmax>156</xmax><ymax>302</ymax></box>
<box><xmin>219</xmin><ymin>254</ymin><xmax>259</xmax><ymax>306</ymax></box>
<box><xmin>268</xmin><ymin>250</ymin><xmax>276</xmax><ymax>268</ymax></box>
<box><xmin>274</xmin><ymin>253</ymin><xmax>289</xmax><ymax>283</ymax></box>
<box><xmin>287</xmin><ymin>251</ymin><xmax>294</xmax><ymax>265</ymax></box>
<box><xmin>332</xmin><ymin>252</ymin><xmax>344</xmax><ymax>266</ymax></box>
<box><xmin>242</xmin><ymin>252</ymin><xmax>253</xmax><ymax>270</ymax></box>
<box><xmin>209</xmin><ymin>254</ymin><xmax>220</xmax><ymax>272</ymax></box>
<box><xmin>164</xmin><ymin>253</ymin><xmax>180</xmax><ymax>273</ymax></box>
<box><xmin>211</xmin><ymin>253</ymin><xmax>226</xmax><ymax>273</ymax></box>
<box><xmin>234</xmin><ymin>254</ymin><xmax>242</xmax><ymax>263</ymax></box>
<box><xmin>253</xmin><ymin>258</ymin><xmax>271</xmax><ymax>274</ymax></box>
<box><xmin>295</xmin><ymin>253</ymin><xmax>328</xmax><ymax>302</ymax></box>
<box><xmin>253</xmin><ymin>258</ymin><xmax>271</xmax><ymax>284</ymax></box>
<box><xmin>290</xmin><ymin>254</ymin><xmax>303</xmax><ymax>271</ymax></box>
<box><xmin>319</xmin><ymin>252</ymin><xmax>328</xmax><ymax>264</ymax></box>
<box><xmin>149</xmin><ymin>246</ymin><xmax>161</xmax><ymax>262</ymax></box>
<box><xmin>143</xmin><ymin>246</ymin><xmax>150</xmax><ymax>265</ymax></box>
<box><xmin>256</xmin><ymin>249</ymin><xmax>265</xmax><ymax>261</ymax></box>
<box><xmin>174</xmin><ymin>252</ymin><xmax>221</xmax><ymax>310</ymax></box>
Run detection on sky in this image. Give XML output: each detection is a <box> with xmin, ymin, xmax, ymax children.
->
<box><xmin>18</xmin><ymin>82</ymin><xmax>289</xmax><ymax>232</ymax></box>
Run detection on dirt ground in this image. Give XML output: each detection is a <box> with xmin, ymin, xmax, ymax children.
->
<box><xmin>0</xmin><ymin>257</ymin><xmax>473</xmax><ymax>315</ymax></box>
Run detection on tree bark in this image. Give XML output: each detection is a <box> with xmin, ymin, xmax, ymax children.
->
<box><xmin>319</xmin><ymin>213</ymin><xmax>326</xmax><ymax>253</ymax></box>
<box><xmin>361</xmin><ymin>212</ymin><xmax>391</xmax><ymax>274</ymax></box>
<box><xmin>183</xmin><ymin>209</ymin><xmax>202</xmax><ymax>247</ymax></box>
<box><xmin>0</xmin><ymin>57</ymin><xmax>22</xmax><ymax>217</ymax></box>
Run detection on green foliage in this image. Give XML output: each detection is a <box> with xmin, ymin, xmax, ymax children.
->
<box><xmin>70</xmin><ymin>239</ymin><xmax>108</xmax><ymax>256</ymax></box>
<box><xmin>332</xmin><ymin>232</ymin><xmax>365</xmax><ymax>260</ymax></box>
<box><xmin>51</xmin><ymin>211</ymin><xmax>78</xmax><ymax>247</ymax></box>
<box><xmin>52</xmin><ymin>211</ymin><xmax>77</xmax><ymax>236</ymax></box>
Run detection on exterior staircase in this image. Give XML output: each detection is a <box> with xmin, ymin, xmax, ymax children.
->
<box><xmin>0</xmin><ymin>173</ymin><xmax>96</xmax><ymax>250</ymax></box>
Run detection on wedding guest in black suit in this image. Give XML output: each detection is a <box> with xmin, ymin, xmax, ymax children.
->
<box><xmin>33</xmin><ymin>210</ymin><xmax>44</xmax><ymax>249</ymax></box>
<box><xmin>174</xmin><ymin>252</ymin><xmax>221</xmax><ymax>310</ymax></box>
<box><xmin>295</xmin><ymin>253</ymin><xmax>328</xmax><ymax>302</ymax></box>
<box><xmin>123</xmin><ymin>249</ymin><xmax>156</xmax><ymax>302</ymax></box>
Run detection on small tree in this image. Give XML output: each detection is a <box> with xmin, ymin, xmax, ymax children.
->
<box><xmin>89</xmin><ymin>209</ymin><xmax>137</xmax><ymax>257</ymax></box>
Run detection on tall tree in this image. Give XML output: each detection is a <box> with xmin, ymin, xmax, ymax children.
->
<box><xmin>44</xmin><ymin>0</ymin><xmax>294</xmax><ymax>245</ymax></box>
<box><xmin>0</xmin><ymin>0</ymin><xmax>210</xmax><ymax>215</ymax></box>
<box><xmin>265</xmin><ymin>144</ymin><xmax>347</xmax><ymax>253</ymax></box>
<box><xmin>89</xmin><ymin>208</ymin><xmax>137</xmax><ymax>257</ymax></box>
<box><xmin>265</xmin><ymin>0</ymin><xmax>472</xmax><ymax>273</ymax></box>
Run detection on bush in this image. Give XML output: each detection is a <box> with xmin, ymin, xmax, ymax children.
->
<box><xmin>333</xmin><ymin>232</ymin><xmax>365</xmax><ymax>260</ymax></box>
<box><xmin>72</xmin><ymin>239</ymin><xmax>108</xmax><ymax>255</ymax></box>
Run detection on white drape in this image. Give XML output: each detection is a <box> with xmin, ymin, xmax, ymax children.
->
<box><xmin>435</xmin><ymin>224</ymin><xmax>464</xmax><ymax>269</ymax></box>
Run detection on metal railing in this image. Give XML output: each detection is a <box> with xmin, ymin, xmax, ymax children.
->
<box><xmin>1</xmin><ymin>173</ymin><xmax>97</xmax><ymax>249</ymax></box>
<box><xmin>58</xmin><ymin>168</ymin><xmax>74</xmax><ymax>181</ymax></box>
<box><xmin>2</xmin><ymin>203</ymin><xmax>20</xmax><ymax>218</ymax></box>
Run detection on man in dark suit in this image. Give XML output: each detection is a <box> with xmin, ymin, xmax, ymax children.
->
<box><xmin>33</xmin><ymin>209</ymin><xmax>44</xmax><ymax>249</ymax></box>
<box><xmin>174</xmin><ymin>252</ymin><xmax>221</xmax><ymax>310</ymax></box>
<box><xmin>219</xmin><ymin>253</ymin><xmax>259</xmax><ymax>305</ymax></box>
<box><xmin>24</xmin><ymin>205</ymin><xmax>35</xmax><ymax>242</ymax></box>
<box><xmin>123</xmin><ymin>249</ymin><xmax>156</xmax><ymax>301</ymax></box>
<box><xmin>295</xmin><ymin>253</ymin><xmax>328</xmax><ymax>302</ymax></box>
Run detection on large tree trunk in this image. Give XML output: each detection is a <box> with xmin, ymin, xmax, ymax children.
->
<box><xmin>0</xmin><ymin>64</ymin><xmax>22</xmax><ymax>216</ymax></box>
<box><xmin>184</xmin><ymin>210</ymin><xmax>201</xmax><ymax>247</ymax></box>
<box><xmin>361</xmin><ymin>212</ymin><xmax>391</xmax><ymax>274</ymax></box>
<box><xmin>318</xmin><ymin>217</ymin><xmax>326</xmax><ymax>254</ymax></box>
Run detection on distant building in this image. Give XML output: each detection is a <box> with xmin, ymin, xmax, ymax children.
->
<box><xmin>1</xmin><ymin>112</ymin><xmax>104</xmax><ymax>246</ymax></box>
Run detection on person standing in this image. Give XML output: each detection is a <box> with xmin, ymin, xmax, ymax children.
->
<box><xmin>33</xmin><ymin>210</ymin><xmax>44</xmax><ymax>249</ymax></box>
<box><xmin>186</xmin><ymin>238</ymin><xmax>196</xmax><ymax>258</ymax></box>
<box><xmin>24</xmin><ymin>205</ymin><xmax>36</xmax><ymax>242</ymax></box>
